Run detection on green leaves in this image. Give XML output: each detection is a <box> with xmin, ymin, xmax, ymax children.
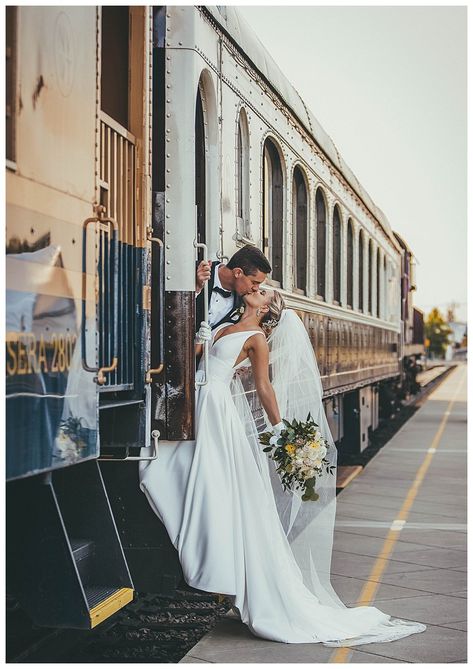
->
<box><xmin>259</xmin><ymin>415</ymin><xmax>334</xmax><ymax>503</ymax></box>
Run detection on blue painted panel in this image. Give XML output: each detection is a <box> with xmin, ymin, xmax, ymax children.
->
<box><xmin>6</xmin><ymin>244</ymin><xmax>98</xmax><ymax>480</ymax></box>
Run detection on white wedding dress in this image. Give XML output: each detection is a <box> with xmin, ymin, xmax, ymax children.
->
<box><xmin>140</xmin><ymin>322</ymin><xmax>426</xmax><ymax>646</ymax></box>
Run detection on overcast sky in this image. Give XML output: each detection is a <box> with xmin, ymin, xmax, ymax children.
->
<box><xmin>238</xmin><ymin>5</ymin><xmax>467</xmax><ymax>323</ymax></box>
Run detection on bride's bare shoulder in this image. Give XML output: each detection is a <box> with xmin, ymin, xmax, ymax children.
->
<box><xmin>245</xmin><ymin>330</ymin><xmax>268</xmax><ymax>352</ymax></box>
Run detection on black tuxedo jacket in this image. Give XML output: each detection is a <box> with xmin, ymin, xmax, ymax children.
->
<box><xmin>196</xmin><ymin>261</ymin><xmax>243</xmax><ymax>330</ymax></box>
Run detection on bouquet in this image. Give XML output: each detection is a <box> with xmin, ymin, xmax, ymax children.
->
<box><xmin>259</xmin><ymin>414</ymin><xmax>335</xmax><ymax>501</ymax></box>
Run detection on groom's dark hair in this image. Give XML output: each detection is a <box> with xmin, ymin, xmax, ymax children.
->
<box><xmin>227</xmin><ymin>245</ymin><xmax>272</xmax><ymax>276</ymax></box>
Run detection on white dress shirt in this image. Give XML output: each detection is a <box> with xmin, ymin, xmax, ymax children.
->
<box><xmin>208</xmin><ymin>263</ymin><xmax>235</xmax><ymax>328</ymax></box>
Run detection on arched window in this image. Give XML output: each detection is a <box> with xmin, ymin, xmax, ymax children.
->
<box><xmin>383</xmin><ymin>255</ymin><xmax>387</xmax><ymax>320</ymax></box>
<box><xmin>315</xmin><ymin>188</ymin><xmax>326</xmax><ymax>299</ymax></box>
<box><xmin>236</xmin><ymin>108</ymin><xmax>250</xmax><ymax>240</ymax></box>
<box><xmin>368</xmin><ymin>239</ymin><xmax>373</xmax><ymax>314</ymax></box>
<box><xmin>347</xmin><ymin>219</ymin><xmax>354</xmax><ymax>308</ymax></box>
<box><xmin>332</xmin><ymin>205</ymin><xmax>341</xmax><ymax>304</ymax></box>
<box><xmin>293</xmin><ymin>166</ymin><xmax>308</xmax><ymax>293</ymax></box>
<box><xmin>263</xmin><ymin>138</ymin><xmax>283</xmax><ymax>284</ymax></box>
<box><xmin>195</xmin><ymin>86</ymin><xmax>206</xmax><ymax>245</ymax></box>
<box><xmin>358</xmin><ymin>230</ymin><xmax>364</xmax><ymax>312</ymax></box>
<box><xmin>376</xmin><ymin>248</ymin><xmax>381</xmax><ymax>317</ymax></box>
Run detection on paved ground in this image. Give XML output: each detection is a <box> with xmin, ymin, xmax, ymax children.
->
<box><xmin>180</xmin><ymin>363</ymin><xmax>467</xmax><ymax>663</ymax></box>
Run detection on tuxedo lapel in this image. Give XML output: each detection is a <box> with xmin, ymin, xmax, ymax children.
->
<box><xmin>196</xmin><ymin>261</ymin><xmax>242</xmax><ymax>329</ymax></box>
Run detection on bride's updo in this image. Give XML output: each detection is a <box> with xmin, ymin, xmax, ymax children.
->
<box><xmin>260</xmin><ymin>290</ymin><xmax>285</xmax><ymax>336</ymax></box>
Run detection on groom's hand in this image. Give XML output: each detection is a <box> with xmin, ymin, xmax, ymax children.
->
<box><xmin>196</xmin><ymin>260</ymin><xmax>211</xmax><ymax>295</ymax></box>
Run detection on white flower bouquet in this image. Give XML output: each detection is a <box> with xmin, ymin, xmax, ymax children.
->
<box><xmin>259</xmin><ymin>414</ymin><xmax>335</xmax><ymax>501</ymax></box>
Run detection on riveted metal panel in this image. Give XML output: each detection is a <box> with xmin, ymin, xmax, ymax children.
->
<box><xmin>15</xmin><ymin>7</ymin><xmax>96</xmax><ymax>202</ymax></box>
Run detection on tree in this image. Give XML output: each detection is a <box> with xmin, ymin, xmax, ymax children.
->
<box><xmin>425</xmin><ymin>308</ymin><xmax>452</xmax><ymax>359</ymax></box>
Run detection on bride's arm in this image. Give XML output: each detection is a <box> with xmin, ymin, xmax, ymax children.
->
<box><xmin>247</xmin><ymin>334</ymin><xmax>281</xmax><ymax>427</ymax></box>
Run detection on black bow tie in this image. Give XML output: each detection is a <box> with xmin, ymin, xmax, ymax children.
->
<box><xmin>213</xmin><ymin>286</ymin><xmax>232</xmax><ymax>298</ymax></box>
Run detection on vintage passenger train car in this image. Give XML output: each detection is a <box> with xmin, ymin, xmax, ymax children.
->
<box><xmin>6</xmin><ymin>6</ymin><xmax>423</xmax><ymax>630</ymax></box>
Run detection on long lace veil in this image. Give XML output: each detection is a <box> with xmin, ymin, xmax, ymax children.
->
<box><xmin>230</xmin><ymin>309</ymin><xmax>344</xmax><ymax>608</ymax></box>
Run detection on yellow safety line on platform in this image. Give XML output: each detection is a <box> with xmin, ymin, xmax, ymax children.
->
<box><xmin>329</xmin><ymin>367</ymin><xmax>465</xmax><ymax>663</ymax></box>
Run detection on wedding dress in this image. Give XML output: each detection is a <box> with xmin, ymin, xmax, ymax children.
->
<box><xmin>139</xmin><ymin>312</ymin><xmax>426</xmax><ymax>646</ymax></box>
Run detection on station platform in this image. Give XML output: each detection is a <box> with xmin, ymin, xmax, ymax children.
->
<box><xmin>180</xmin><ymin>363</ymin><xmax>467</xmax><ymax>664</ymax></box>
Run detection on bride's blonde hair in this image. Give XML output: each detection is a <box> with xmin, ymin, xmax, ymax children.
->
<box><xmin>260</xmin><ymin>290</ymin><xmax>285</xmax><ymax>336</ymax></box>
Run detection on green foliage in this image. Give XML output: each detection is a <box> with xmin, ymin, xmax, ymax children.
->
<box><xmin>425</xmin><ymin>308</ymin><xmax>452</xmax><ymax>358</ymax></box>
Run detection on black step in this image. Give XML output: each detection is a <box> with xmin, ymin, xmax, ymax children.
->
<box><xmin>71</xmin><ymin>539</ymin><xmax>95</xmax><ymax>563</ymax></box>
<box><xmin>84</xmin><ymin>586</ymin><xmax>121</xmax><ymax>610</ymax></box>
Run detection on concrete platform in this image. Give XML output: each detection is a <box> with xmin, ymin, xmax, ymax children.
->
<box><xmin>180</xmin><ymin>363</ymin><xmax>467</xmax><ymax>664</ymax></box>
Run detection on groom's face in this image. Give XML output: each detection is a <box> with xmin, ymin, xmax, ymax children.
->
<box><xmin>232</xmin><ymin>268</ymin><xmax>267</xmax><ymax>296</ymax></box>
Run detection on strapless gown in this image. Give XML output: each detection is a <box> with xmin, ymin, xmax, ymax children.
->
<box><xmin>139</xmin><ymin>329</ymin><xmax>426</xmax><ymax>646</ymax></box>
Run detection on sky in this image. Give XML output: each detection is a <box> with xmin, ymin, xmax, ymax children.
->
<box><xmin>237</xmin><ymin>5</ymin><xmax>467</xmax><ymax>323</ymax></box>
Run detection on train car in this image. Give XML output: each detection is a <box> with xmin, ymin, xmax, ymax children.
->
<box><xmin>146</xmin><ymin>5</ymin><xmax>405</xmax><ymax>455</ymax></box>
<box><xmin>5</xmin><ymin>6</ymin><xmax>156</xmax><ymax>629</ymax></box>
<box><xmin>394</xmin><ymin>231</ymin><xmax>425</xmax><ymax>394</ymax></box>
<box><xmin>6</xmin><ymin>5</ymin><xmax>423</xmax><ymax>630</ymax></box>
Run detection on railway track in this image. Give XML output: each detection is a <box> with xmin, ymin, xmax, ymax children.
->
<box><xmin>7</xmin><ymin>589</ymin><xmax>231</xmax><ymax>663</ymax></box>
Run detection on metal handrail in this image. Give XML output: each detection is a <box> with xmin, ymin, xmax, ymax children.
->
<box><xmin>146</xmin><ymin>230</ymin><xmax>165</xmax><ymax>383</ymax></box>
<box><xmin>81</xmin><ymin>206</ymin><xmax>119</xmax><ymax>385</ymax></box>
<box><xmin>194</xmin><ymin>240</ymin><xmax>209</xmax><ymax>386</ymax></box>
<box><xmin>98</xmin><ymin>431</ymin><xmax>160</xmax><ymax>462</ymax></box>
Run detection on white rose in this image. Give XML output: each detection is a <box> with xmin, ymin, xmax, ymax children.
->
<box><xmin>269</xmin><ymin>435</ymin><xmax>279</xmax><ymax>446</ymax></box>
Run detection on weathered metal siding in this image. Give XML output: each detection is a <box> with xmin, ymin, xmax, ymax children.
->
<box><xmin>6</xmin><ymin>7</ymin><xmax>99</xmax><ymax>480</ymax></box>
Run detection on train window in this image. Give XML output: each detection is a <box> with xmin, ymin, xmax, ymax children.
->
<box><xmin>293</xmin><ymin>166</ymin><xmax>308</xmax><ymax>294</ymax></box>
<box><xmin>195</xmin><ymin>87</ymin><xmax>206</xmax><ymax>245</ymax></box>
<box><xmin>263</xmin><ymin>138</ymin><xmax>283</xmax><ymax>285</ymax></box>
<box><xmin>358</xmin><ymin>229</ymin><xmax>364</xmax><ymax>312</ymax></box>
<box><xmin>368</xmin><ymin>238</ymin><xmax>373</xmax><ymax>314</ymax></box>
<box><xmin>332</xmin><ymin>205</ymin><xmax>341</xmax><ymax>304</ymax></box>
<box><xmin>6</xmin><ymin>6</ymin><xmax>17</xmax><ymax>163</ymax></box>
<box><xmin>236</xmin><ymin>109</ymin><xmax>251</xmax><ymax>240</ymax></box>
<box><xmin>101</xmin><ymin>7</ymin><xmax>130</xmax><ymax>128</ymax></box>
<box><xmin>376</xmin><ymin>247</ymin><xmax>381</xmax><ymax>317</ymax></box>
<box><xmin>315</xmin><ymin>188</ymin><xmax>326</xmax><ymax>299</ymax></box>
<box><xmin>383</xmin><ymin>255</ymin><xmax>387</xmax><ymax>319</ymax></box>
<box><xmin>347</xmin><ymin>219</ymin><xmax>354</xmax><ymax>308</ymax></box>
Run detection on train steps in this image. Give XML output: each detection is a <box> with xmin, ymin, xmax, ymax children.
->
<box><xmin>6</xmin><ymin>460</ymin><xmax>133</xmax><ymax>629</ymax></box>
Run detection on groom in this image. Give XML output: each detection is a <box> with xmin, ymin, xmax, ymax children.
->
<box><xmin>195</xmin><ymin>245</ymin><xmax>271</xmax><ymax>341</ymax></box>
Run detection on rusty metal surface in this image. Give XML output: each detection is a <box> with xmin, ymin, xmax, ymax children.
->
<box><xmin>152</xmin><ymin>291</ymin><xmax>195</xmax><ymax>441</ymax></box>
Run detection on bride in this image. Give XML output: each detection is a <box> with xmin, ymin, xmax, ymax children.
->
<box><xmin>139</xmin><ymin>288</ymin><xmax>426</xmax><ymax>646</ymax></box>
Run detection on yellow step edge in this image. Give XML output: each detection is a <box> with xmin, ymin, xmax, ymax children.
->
<box><xmin>89</xmin><ymin>587</ymin><xmax>134</xmax><ymax>628</ymax></box>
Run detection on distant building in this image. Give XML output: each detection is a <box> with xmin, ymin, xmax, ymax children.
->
<box><xmin>445</xmin><ymin>321</ymin><xmax>467</xmax><ymax>361</ymax></box>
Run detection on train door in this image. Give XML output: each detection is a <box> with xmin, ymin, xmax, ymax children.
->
<box><xmin>96</xmin><ymin>7</ymin><xmax>152</xmax><ymax>450</ymax></box>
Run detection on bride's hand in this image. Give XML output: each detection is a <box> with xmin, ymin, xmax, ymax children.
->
<box><xmin>272</xmin><ymin>421</ymin><xmax>285</xmax><ymax>436</ymax></box>
<box><xmin>195</xmin><ymin>321</ymin><xmax>212</xmax><ymax>344</ymax></box>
